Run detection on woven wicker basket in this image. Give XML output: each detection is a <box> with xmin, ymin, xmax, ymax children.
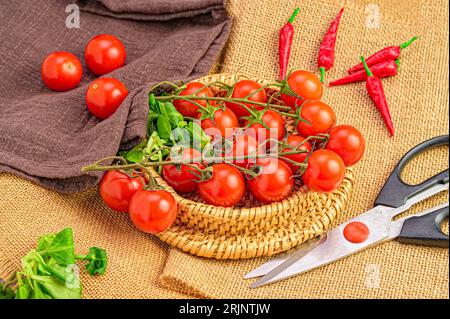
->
<box><xmin>154</xmin><ymin>73</ymin><xmax>354</xmax><ymax>260</ymax></box>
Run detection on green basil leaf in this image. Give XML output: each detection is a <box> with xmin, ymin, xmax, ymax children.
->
<box><xmin>149</xmin><ymin>94</ymin><xmax>157</xmax><ymax>112</ymax></box>
<box><xmin>84</xmin><ymin>247</ymin><xmax>108</xmax><ymax>276</ymax></box>
<box><xmin>157</xmin><ymin>116</ymin><xmax>172</xmax><ymax>139</ymax></box>
<box><xmin>125</xmin><ymin>149</ymin><xmax>145</xmax><ymax>163</ymax></box>
<box><xmin>123</xmin><ymin>139</ymin><xmax>148</xmax><ymax>163</ymax></box>
<box><xmin>0</xmin><ymin>282</ymin><xmax>15</xmax><ymax>299</ymax></box>
<box><xmin>31</xmin><ymin>275</ymin><xmax>81</xmax><ymax>300</ymax></box>
<box><xmin>164</xmin><ymin>102</ymin><xmax>183</xmax><ymax>127</ymax></box>
<box><xmin>38</xmin><ymin>259</ymin><xmax>70</xmax><ymax>282</ymax></box>
<box><xmin>30</xmin><ymin>282</ymin><xmax>52</xmax><ymax>299</ymax></box>
<box><xmin>37</xmin><ymin>234</ymin><xmax>56</xmax><ymax>252</ymax></box>
<box><xmin>21</xmin><ymin>250</ymin><xmax>38</xmax><ymax>277</ymax></box>
<box><xmin>40</xmin><ymin>228</ymin><xmax>75</xmax><ymax>266</ymax></box>
<box><xmin>188</xmin><ymin>122</ymin><xmax>211</xmax><ymax>150</ymax></box>
<box><xmin>15</xmin><ymin>282</ymin><xmax>31</xmax><ymax>299</ymax></box>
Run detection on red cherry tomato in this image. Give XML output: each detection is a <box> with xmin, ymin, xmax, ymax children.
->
<box><xmin>85</xmin><ymin>34</ymin><xmax>126</xmax><ymax>75</ymax></box>
<box><xmin>249</xmin><ymin>110</ymin><xmax>286</xmax><ymax>145</ymax></box>
<box><xmin>281</xmin><ymin>70</ymin><xmax>323</xmax><ymax>110</ymax></box>
<box><xmin>129</xmin><ymin>189</ymin><xmax>177</xmax><ymax>234</ymax></box>
<box><xmin>281</xmin><ymin>135</ymin><xmax>312</xmax><ymax>174</ymax></box>
<box><xmin>325</xmin><ymin>125</ymin><xmax>365</xmax><ymax>167</ymax></box>
<box><xmin>99</xmin><ymin>171</ymin><xmax>145</xmax><ymax>213</ymax></box>
<box><xmin>173</xmin><ymin>82</ymin><xmax>214</xmax><ymax>118</ymax></box>
<box><xmin>227</xmin><ymin>134</ymin><xmax>260</xmax><ymax>168</ymax></box>
<box><xmin>162</xmin><ymin>148</ymin><xmax>204</xmax><ymax>193</ymax></box>
<box><xmin>41</xmin><ymin>52</ymin><xmax>83</xmax><ymax>91</ymax></box>
<box><xmin>198</xmin><ymin>164</ymin><xmax>246</xmax><ymax>207</ymax></box>
<box><xmin>225</xmin><ymin>80</ymin><xmax>267</xmax><ymax>118</ymax></box>
<box><xmin>247</xmin><ymin>158</ymin><xmax>294</xmax><ymax>204</ymax></box>
<box><xmin>302</xmin><ymin>149</ymin><xmax>345</xmax><ymax>193</ymax></box>
<box><xmin>201</xmin><ymin>107</ymin><xmax>238</xmax><ymax>138</ymax></box>
<box><xmin>297</xmin><ymin>100</ymin><xmax>336</xmax><ymax>137</ymax></box>
<box><xmin>86</xmin><ymin>78</ymin><xmax>128</xmax><ymax>119</ymax></box>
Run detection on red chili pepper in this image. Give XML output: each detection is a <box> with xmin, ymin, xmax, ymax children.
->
<box><xmin>361</xmin><ymin>56</ymin><xmax>394</xmax><ymax>137</ymax></box>
<box><xmin>348</xmin><ymin>36</ymin><xmax>418</xmax><ymax>74</ymax></box>
<box><xmin>279</xmin><ymin>8</ymin><xmax>300</xmax><ymax>80</ymax></box>
<box><xmin>329</xmin><ymin>59</ymin><xmax>398</xmax><ymax>87</ymax></box>
<box><xmin>318</xmin><ymin>8</ymin><xmax>344</xmax><ymax>83</ymax></box>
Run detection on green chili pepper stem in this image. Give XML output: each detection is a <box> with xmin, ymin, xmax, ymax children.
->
<box><xmin>395</xmin><ymin>58</ymin><xmax>400</xmax><ymax>71</ymax></box>
<box><xmin>400</xmin><ymin>36</ymin><xmax>418</xmax><ymax>49</ymax></box>
<box><xmin>319</xmin><ymin>67</ymin><xmax>326</xmax><ymax>83</ymax></box>
<box><xmin>361</xmin><ymin>56</ymin><xmax>373</xmax><ymax>77</ymax></box>
<box><xmin>288</xmin><ymin>8</ymin><xmax>300</xmax><ymax>24</ymax></box>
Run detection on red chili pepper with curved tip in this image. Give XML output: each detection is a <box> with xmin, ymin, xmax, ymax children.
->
<box><xmin>329</xmin><ymin>59</ymin><xmax>398</xmax><ymax>87</ymax></box>
<box><xmin>361</xmin><ymin>56</ymin><xmax>394</xmax><ymax>137</ymax></box>
<box><xmin>348</xmin><ymin>36</ymin><xmax>418</xmax><ymax>74</ymax></box>
<box><xmin>279</xmin><ymin>8</ymin><xmax>300</xmax><ymax>80</ymax></box>
<box><xmin>318</xmin><ymin>8</ymin><xmax>344</xmax><ymax>83</ymax></box>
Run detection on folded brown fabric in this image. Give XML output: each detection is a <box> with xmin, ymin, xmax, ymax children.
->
<box><xmin>0</xmin><ymin>0</ymin><xmax>231</xmax><ymax>193</ymax></box>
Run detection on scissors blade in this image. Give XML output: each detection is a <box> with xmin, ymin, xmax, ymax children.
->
<box><xmin>245</xmin><ymin>236</ymin><xmax>326</xmax><ymax>283</ymax></box>
<box><xmin>244</xmin><ymin>236</ymin><xmax>324</xmax><ymax>279</ymax></box>
<box><xmin>250</xmin><ymin>206</ymin><xmax>394</xmax><ymax>288</ymax></box>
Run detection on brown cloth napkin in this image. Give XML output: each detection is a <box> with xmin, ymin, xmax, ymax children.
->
<box><xmin>0</xmin><ymin>0</ymin><xmax>230</xmax><ymax>193</ymax></box>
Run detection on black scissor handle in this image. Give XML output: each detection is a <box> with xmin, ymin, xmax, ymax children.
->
<box><xmin>398</xmin><ymin>205</ymin><xmax>449</xmax><ymax>248</ymax></box>
<box><xmin>374</xmin><ymin>135</ymin><xmax>449</xmax><ymax>208</ymax></box>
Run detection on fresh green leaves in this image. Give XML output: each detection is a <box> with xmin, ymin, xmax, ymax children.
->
<box><xmin>31</xmin><ymin>275</ymin><xmax>81</xmax><ymax>299</ymax></box>
<box><xmin>0</xmin><ymin>282</ymin><xmax>15</xmax><ymax>299</ymax></box>
<box><xmin>3</xmin><ymin>228</ymin><xmax>107</xmax><ymax>299</ymax></box>
<box><xmin>38</xmin><ymin>228</ymin><xmax>75</xmax><ymax>266</ymax></box>
<box><xmin>157</xmin><ymin>115</ymin><xmax>172</xmax><ymax>139</ymax></box>
<box><xmin>76</xmin><ymin>247</ymin><xmax>108</xmax><ymax>276</ymax></box>
<box><xmin>121</xmin><ymin>139</ymin><xmax>147</xmax><ymax>163</ymax></box>
<box><xmin>121</xmin><ymin>96</ymin><xmax>210</xmax><ymax>165</ymax></box>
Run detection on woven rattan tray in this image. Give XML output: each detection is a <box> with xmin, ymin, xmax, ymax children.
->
<box><xmin>154</xmin><ymin>73</ymin><xmax>354</xmax><ymax>259</ymax></box>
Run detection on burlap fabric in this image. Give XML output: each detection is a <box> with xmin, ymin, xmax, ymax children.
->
<box><xmin>1</xmin><ymin>0</ymin><xmax>448</xmax><ymax>299</ymax></box>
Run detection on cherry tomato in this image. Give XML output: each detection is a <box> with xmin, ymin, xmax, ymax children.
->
<box><xmin>85</xmin><ymin>34</ymin><xmax>126</xmax><ymax>75</ymax></box>
<box><xmin>198</xmin><ymin>164</ymin><xmax>246</xmax><ymax>207</ymax></box>
<box><xmin>41</xmin><ymin>52</ymin><xmax>82</xmax><ymax>91</ymax></box>
<box><xmin>129</xmin><ymin>189</ymin><xmax>177</xmax><ymax>234</ymax></box>
<box><xmin>99</xmin><ymin>171</ymin><xmax>145</xmax><ymax>213</ymax></box>
<box><xmin>86</xmin><ymin>78</ymin><xmax>128</xmax><ymax>119</ymax></box>
<box><xmin>281</xmin><ymin>135</ymin><xmax>312</xmax><ymax>173</ymax></box>
<box><xmin>227</xmin><ymin>134</ymin><xmax>260</xmax><ymax>168</ymax></box>
<box><xmin>225</xmin><ymin>80</ymin><xmax>267</xmax><ymax>118</ymax></box>
<box><xmin>302</xmin><ymin>149</ymin><xmax>345</xmax><ymax>193</ymax></box>
<box><xmin>173</xmin><ymin>82</ymin><xmax>214</xmax><ymax>118</ymax></box>
<box><xmin>247</xmin><ymin>158</ymin><xmax>294</xmax><ymax>204</ymax></box>
<box><xmin>281</xmin><ymin>70</ymin><xmax>323</xmax><ymax>110</ymax></box>
<box><xmin>326</xmin><ymin>125</ymin><xmax>365</xmax><ymax>167</ymax></box>
<box><xmin>249</xmin><ymin>110</ymin><xmax>286</xmax><ymax>145</ymax></box>
<box><xmin>201</xmin><ymin>107</ymin><xmax>238</xmax><ymax>138</ymax></box>
<box><xmin>162</xmin><ymin>148</ymin><xmax>204</xmax><ymax>193</ymax></box>
<box><xmin>297</xmin><ymin>100</ymin><xmax>336</xmax><ymax>137</ymax></box>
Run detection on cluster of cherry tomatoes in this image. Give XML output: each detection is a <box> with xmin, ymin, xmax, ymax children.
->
<box><xmin>97</xmin><ymin>70</ymin><xmax>365</xmax><ymax>235</ymax></box>
<box><xmin>163</xmin><ymin>70</ymin><xmax>365</xmax><ymax>206</ymax></box>
<box><xmin>41</xmin><ymin>34</ymin><xmax>128</xmax><ymax>119</ymax></box>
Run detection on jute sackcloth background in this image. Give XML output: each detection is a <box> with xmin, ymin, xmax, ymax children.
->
<box><xmin>1</xmin><ymin>0</ymin><xmax>449</xmax><ymax>299</ymax></box>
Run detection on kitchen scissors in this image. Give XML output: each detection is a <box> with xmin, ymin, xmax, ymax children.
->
<box><xmin>245</xmin><ymin>135</ymin><xmax>449</xmax><ymax>288</ymax></box>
